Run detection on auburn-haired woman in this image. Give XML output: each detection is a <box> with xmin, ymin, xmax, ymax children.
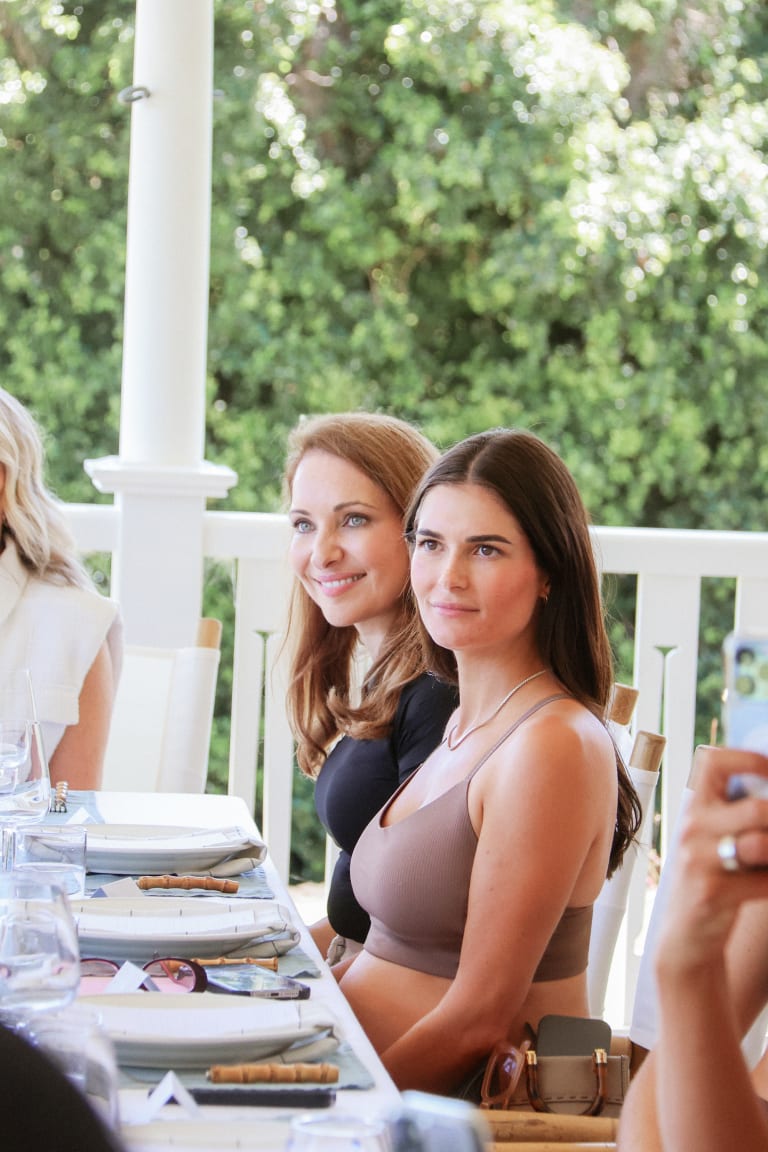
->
<box><xmin>284</xmin><ymin>412</ymin><xmax>457</xmax><ymax>961</ymax></box>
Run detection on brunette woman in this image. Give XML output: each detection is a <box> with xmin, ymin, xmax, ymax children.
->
<box><xmin>341</xmin><ymin>428</ymin><xmax>641</xmax><ymax>1091</ymax></box>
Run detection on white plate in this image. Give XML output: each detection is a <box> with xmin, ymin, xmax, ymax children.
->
<box><xmin>85</xmin><ymin>824</ymin><xmax>266</xmax><ymax>875</ymax></box>
<box><xmin>72</xmin><ymin>897</ymin><xmax>300</xmax><ymax>961</ymax></box>
<box><xmin>84</xmin><ymin>993</ymin><xmax>340</xmax><ymax>1068</ymax></box>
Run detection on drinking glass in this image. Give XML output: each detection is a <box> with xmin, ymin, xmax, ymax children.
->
<box><xmin>0</xmin><ymin>669</ymin><xmax>51</xmax><ymax>868</ymax></box>
<box><xmin>286</xmin><ymin>1114</ymin><xmax>392</xmax><ymax>1152</ymax></box>
<box><xmin>22</xmin><ymin>1004</ymin><xmax>120</xmax><ymax>1128</ymax></box>
<box><xmin>13</xmin><ymin>824</ymin><xmax>87</xmax><ymax>896</ymax></box>
<box><xmin>0</xmin><ymin>870</ymin><xmax>80</xmax><ymax>1026</ymax></box>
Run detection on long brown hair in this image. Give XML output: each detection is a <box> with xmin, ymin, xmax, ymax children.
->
<box><xmin>405</xmin><ymin>428</ymin><xmax>641</xmax><ymax>874</ymax></box>
<box><xmin>284</xmin><ymin>413</ymin><xmax>440</xmax><ymax>777</ymax></box>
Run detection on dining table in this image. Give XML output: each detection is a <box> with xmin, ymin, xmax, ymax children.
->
<box><xmin>49</xmin><ymin>789</ymin><xmax>402</xmax><ymax>1152</ymax></box>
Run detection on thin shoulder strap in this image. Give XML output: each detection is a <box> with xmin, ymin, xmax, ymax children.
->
<box><xmin>467</xmin><ymin>693</ymin><xmax>571</xmax><ymax>780</ymax></box>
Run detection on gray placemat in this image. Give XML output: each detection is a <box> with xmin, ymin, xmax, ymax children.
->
<box><xmin>85</xmin><ymin>868</ymin><xmax>274</xmax><ymax>900</ymax></box>
<box><xmin>277</xmin><ymin>949</ymin><xmax>321</xmax><ymax>979</ymax></box>
<box><xmin>119</xmin><ymin>1043</ymin><xmax>374</xmax><ymax>1092</ymax></box>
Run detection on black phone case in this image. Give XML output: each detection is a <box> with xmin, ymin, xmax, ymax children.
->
<box><xmin>535</xmin><ymin>1014</ymin><xmax>612</xmax><ymax>1056</ymax></box>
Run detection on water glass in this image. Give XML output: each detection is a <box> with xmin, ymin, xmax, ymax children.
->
<box><xmin>287</xmin><ymin>1113</ymin><xmax>391</xmax><ymax>1151</ymax></box>
<box><xmin>0</xmin><ymin>870</ymin><xmax>80</xmax><ymax>1024</ymax></box>
<box><xmin>13</xmin><ymin>824</ymin><xmax>87</xmax><ymax>896</ymax></box>
<box><xmin>0</xmin><ymin>670</ymin><xmax>51</xmax><ymax>859</ymax></box>
<box><xmin>22</xmin><ymin>1004</ymin><xmax>120</xmax><ymax>1129</ymax></box>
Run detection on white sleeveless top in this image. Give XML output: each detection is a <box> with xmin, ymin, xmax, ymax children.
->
<box><xmin>0</xmin><ymin>539</ymin><xmax>121</xmax><ymax>759</ymax></box>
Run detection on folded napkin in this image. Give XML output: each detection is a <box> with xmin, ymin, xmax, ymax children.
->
<box><xmin>201</xmin><ymin>854</ymin><xmax>266</xmax><ymax>878</ymax></box>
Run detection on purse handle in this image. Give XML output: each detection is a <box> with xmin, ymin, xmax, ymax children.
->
<box><xmin>524</xmin><ymin>1047</ymin><xmax>609</xmax><ymax>1117</ymax></box>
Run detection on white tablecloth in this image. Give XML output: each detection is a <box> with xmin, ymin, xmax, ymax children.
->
<box><xmin>84</xmin><ymin>792</ymin><xmax>401</xmax><ymax>1151</ymax></box>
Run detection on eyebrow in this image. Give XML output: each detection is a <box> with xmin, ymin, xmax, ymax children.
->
<box><xmin>414</xmin><ymin>527</ymin><xmax>513</xmax><ymax>545</ymax></box>
<box><xmin>290</xmin><ymin>500</ymin><xmax>379</xmax><ymax>516</ymax></box>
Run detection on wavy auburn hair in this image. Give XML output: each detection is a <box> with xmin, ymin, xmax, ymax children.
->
<box><xmin>0</xmin><ymin>388</ymin><xmax>91</xmax><ymax>589</ymax></box>
<box><xmin>405</xmin><ymin>428</ymin><xmax>641</xmax><ymax>874</ymax></box>
<box><xmin>284</xmin><ymin>412</ymin><xmax>440</xmax><ymax>777</ymax></box>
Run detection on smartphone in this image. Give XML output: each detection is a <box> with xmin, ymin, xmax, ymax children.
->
<box><xmin>204</xmin><ymin>965</ymin><xmax>311</xmax><ymax>999</ymax></box>
<box><xmin>536</xmin><ymin>1013</ymin><xmax>611</xmax><ymax>1056</ymax></box>
<box><xmin>721</xmin><ymin>632</ymin><xmax>768</xmax><ymax>755</ymax></box>
<box><xmin>726</xmin><ymin>773</ymin><xmax>768</xmax><ymax>801</ymax></box>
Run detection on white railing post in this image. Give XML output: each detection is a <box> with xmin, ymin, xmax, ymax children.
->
<box><xmin>85</xmin><ymin>0</ymin><xmax>236</xmax><ymax>646</ymax></box>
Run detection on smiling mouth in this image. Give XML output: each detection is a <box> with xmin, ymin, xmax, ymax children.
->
<box><xmin>316</xmin><ymin>574</ymin><xmax>364</xmax><ymax>590</ymax></box>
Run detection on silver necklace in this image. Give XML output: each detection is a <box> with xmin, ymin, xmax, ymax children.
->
<box><xmin>445</xmin><ymin>669</ymin><xmax>548</xmax><ymax>751</ymax></box>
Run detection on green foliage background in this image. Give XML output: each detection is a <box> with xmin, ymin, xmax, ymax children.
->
<box><xmin>2</xmin><ymin>0</ymin><xmax>768</xmax><ymax>878</ymax></box>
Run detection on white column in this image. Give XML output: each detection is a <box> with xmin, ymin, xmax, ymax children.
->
<box><xmin>86</xmin><ymin>0</ymin><xmax>237</xmax><ymax>647</ymax></box>
<box><xmin>120</xmin><ymin>0</ymin><xmax>212</xmax><ymax>465</ymax></box>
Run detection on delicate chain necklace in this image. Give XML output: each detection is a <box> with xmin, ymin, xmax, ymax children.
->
<box><xmin>444</xmin><ymin>669</ymin><xmax>548</xmax><ymax>751</ymax></box>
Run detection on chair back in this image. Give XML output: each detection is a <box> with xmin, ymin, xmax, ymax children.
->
<box><xmin>102</xmin><ymin>618</ymin><xmax>221</xmax><ymax>793</ymax></box>
<box><xmin>588</xmin><ymin>730</ymin><xmax>665</xmax><ymax>1018</ymax></box>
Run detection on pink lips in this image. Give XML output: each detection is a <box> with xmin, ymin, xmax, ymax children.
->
<box><xmin>313</xmin><ymin>573</ymin><xmax>364</xmax><ymax>598</ymax></box>
<box><xmin>428</xmin><ymin>600</ymin><xmax>475</xmax><ymax>616</ymax></box>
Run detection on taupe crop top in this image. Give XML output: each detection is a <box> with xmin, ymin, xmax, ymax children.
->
<box><xmin>350</xmin><ymin>695</ymin><xmax>593</xmax><ymax>981</ymax></box>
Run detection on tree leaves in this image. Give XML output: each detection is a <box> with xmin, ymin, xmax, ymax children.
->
<box><xmin>3</xmin><ymin>0</ymin><xmax>768</xmax><ymax>825</ymax></box>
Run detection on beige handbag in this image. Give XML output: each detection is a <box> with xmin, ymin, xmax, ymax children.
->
<box><xmin>506</xmin><ymin>1047</ymin><xmax>629</xmax><ymax>1117</ymax></box>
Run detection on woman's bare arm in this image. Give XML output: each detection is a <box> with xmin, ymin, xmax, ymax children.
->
<box><xmin>49</xmin><ymin>641</ymin><xmax>115</xmax><ymax>788</ymax></box>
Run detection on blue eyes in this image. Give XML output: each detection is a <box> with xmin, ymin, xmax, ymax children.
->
<box><xmin>291</xmin><ymin>513</ymin><xmax>369</xmax><ymax>534</ymax></box>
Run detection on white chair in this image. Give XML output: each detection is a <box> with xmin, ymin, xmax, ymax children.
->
<box><xmin>588</xmin><ymin>730</ymin><xmax>665</xmax><ymax>1019</ymax></box>
<box><xmin>630</xmin><ymin>746</ymin><xmax>768</xmax><ymax>1064</ymax></box>
<box><xmin>102</xmin><ymin>618</ymin><xmax>222</xmax><ymax>793</ymax></box>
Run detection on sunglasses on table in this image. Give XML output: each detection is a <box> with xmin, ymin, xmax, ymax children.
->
<box><xmin>78</xmin><ymin>957</ymin><xmax>311</xmax><ymax>999</ymax></box>
<box><xmin>79</xmin><ymin>957</ymin><xmax>208</xmax><ymax>995</ymax></box>
<box><xmin>480</xmin><ymin>1039</ymin><xmax>532</xmax><ymax>1110</ymax></box>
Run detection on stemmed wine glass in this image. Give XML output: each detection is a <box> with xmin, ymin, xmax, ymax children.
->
<box><xmin>0</xmin><ymin>669</ymin><xmax>51</xmax><ymax>869</ymax></box>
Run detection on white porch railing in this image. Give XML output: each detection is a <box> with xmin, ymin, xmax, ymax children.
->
<box><xmin>66</xmin><ymin>502</ymin><xmax>768</xmax><ymax>1025</ymax></box>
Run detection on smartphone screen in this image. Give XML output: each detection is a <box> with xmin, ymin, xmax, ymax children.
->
<box><xmin>205</xmin><ymin>965</ymin><xmax>311</xmax><ymax>999</ymax></box>
<box><xmin>722</xmin><ymin>633</ymin><xmax>768</xmax><ymax>754</ymax></box>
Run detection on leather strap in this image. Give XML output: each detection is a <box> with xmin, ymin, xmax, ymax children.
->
<box><xmin>524</xmin><ymin>1047</ymin><xmax>609</xmax><ymax>1117</ymax></box>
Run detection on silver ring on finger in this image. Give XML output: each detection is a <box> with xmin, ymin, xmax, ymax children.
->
<box><xmin>717</xmin><ymin>833</ymin><xmax>740</xmax><ymax>873</ymax></box>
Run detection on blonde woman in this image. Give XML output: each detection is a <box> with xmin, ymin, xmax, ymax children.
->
<box><xmin>284</xmin><ymin>412</ymin><xmax>457</xmax><ymax>960</ymax></box>
<box><xmin>0</xmin><ymin>388</ymin><xmax>121</xmax><ymax>787</ymax></box>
